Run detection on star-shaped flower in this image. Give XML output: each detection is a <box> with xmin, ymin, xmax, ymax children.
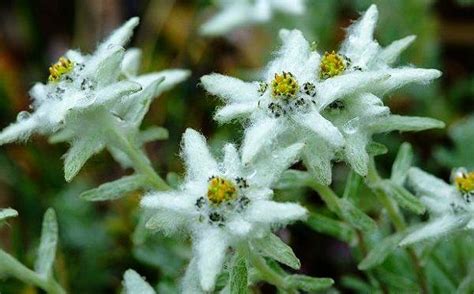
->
<box><xmin>318</xmin><ymin>4</ymin><xmax>444</xmax><ymax>176</ymax></box>
<box><xmin>0</xmin><ymin>18</ymin><xmax>190</xmax><ymax>181</ymax></box>
<box><xmin>0</xmin><ymin>17</ymin><xmax>142</xmax><ymax>146</ymax></box>
<box><xmin>400</xmin><ymin>167</ymin><xmax>474</xmax><ymax>245</ymax></box>
<box><xmin>201</xmin><ymin>29</ymin><xmax>390</xmax><ymax>184</ymax></box>
<box><xmin>141</xmin><ymin>129</ymin><xmax>307</xmax><ymax>291</ymax></box>
<box><xmin>200</xmin><ymin>0</ymin><xmax>305</xmax><ymax>36</ymax></box>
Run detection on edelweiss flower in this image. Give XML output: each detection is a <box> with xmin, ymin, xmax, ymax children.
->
<box><xmin>201</xmin><ymin>29</ymin><xmax>389</xmax><ymax>184</ymax></box>
<box><xmin>0</xmin><ymin>17</ymin><xmax>190</xmax><ymax>180</ymax></box>
<box><xmin>200</xmin><ymin>0</ymin><xmax>305</xmax><ymax>36</ymax></box>
<box><xmin>316</xmin><ymin>4</ymin><xmax>444</xmax><ymax>176</ymax></box>
<box><xmin>400</xmin><ymin>167</ymin><xmax>474</xmax><ymax>245</ymax></box>
<box><xmin>141</xmin><ymin>129</ymin><xmax>307</xmax><ymax>291</ymax></box>
<box><xmin>0</xmin><ymin>18</ymin><xmax>142</xmax><ymax>146</ymax></box>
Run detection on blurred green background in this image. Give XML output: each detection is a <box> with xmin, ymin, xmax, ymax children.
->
<box><xmin>0</xmin><ymin>0</ymin><xmax>473</xmax><ymax>293</ymax></box>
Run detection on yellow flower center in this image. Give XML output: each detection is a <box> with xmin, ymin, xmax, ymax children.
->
<box><xmin>320</xmin><ymin>51</ymin><xmax>346</xmax><ymax>79</ymax></box>
<box><xmin>48</xmin><ymin>57</ymin><xmax>74</xmax><ymax>82</ymax></box>
<box><xmin>271</xmin><ymin>72</ymin><xmax>299</xmax><ymax>99</ymax></box>
<box><xmin>455</xmin><ymin>171</ymin><xmax>474</xmax><ymax>194</ymax></box>
<box><xmin>207</xmin><ymin>177</ymin><xmax>237</xmax><ymax>205</ymax></box>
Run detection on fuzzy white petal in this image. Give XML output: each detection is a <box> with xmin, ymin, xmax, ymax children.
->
<box><xmin>0</xmin><ymin>115</ymin><xmax>40</xmax><ymax>145</ymax></box>
<box><xmin>266</xmin><ymin>29</ymin><xmax>316</xmax><ymax>81</ymax></box>
<box><xmin>141</xmin><ymin>192</ymin><xmax>195</xmax><ymax>215</ymax></box>
<box><xmin>251</xmin><ymin>143</ymin><xmax>304</xmax><ymax>187</ymax></box>
<box><xmin>182</xmin><ymin>129</ymin><xmax>219</xmax><ymax>180</ymax></box>
<box><xmin>200</xmin><ymin>4</ymin><xmax>252</xmax><ymax>36</ymax></box>
<box><xmin>215</xmin><ymin>101</ymin><xmax>257</xmax><ymax>123</ymax></box>
<box><xmin>121</xmin><ymin>48</ymin><xmax>142</xmax><ymax>77</ymax></box>
<box><xmin>182</xmin><ymin>258</ymin><xmax>204</xmax><ymax>294</ymax></box>
<box><xmin>245</xmin><ymin>200</ymin><xmax>307</xmax><ymax>225</ymax></box>
<box><xmin>93</xmin><ymin>80</ymin><xmax>142</xmax><ymax>106</ymax></box>
<box><xmin>302</xmin><ymin>141</ymin><xmax>334</xmax><ymax>185</ymax></box>
<box><xmin>135</xmin><ymin>69</ymin><xmax>191</xmax><ymax>97</ymax></box>
<box><xmin>407</xmin><ymin>167</ymin><xmax>456</xmax><ymax>199</ymax></box>
<box><xmin>223</xmin><ymin>143</ymin><xmax>242</xmax><ymax>177</ymax></box>
<box><xmin>340</xmin><ymin>4</ymin><xmax>379</xmax><ymax>66</ymax></box>
<box><xmin>377</xmin><ymin>35</ymin><xmax>416</xmax><ymax>65</ymax></box>
<box><xmin>123</xmin><ymin>269</ymin><xmax>155</xmax><ymax>294</ymax></box>
<box><xmin>317</xmin><ymin>71</ymin><xmax>390</xmax><ymax>109</ymax></box>
<box><xmin>293</xmin><ymin>112</ymin><xmax>343</xmax><ymax>147</ymax></box>
<box><xmin>97</xmin><ymin>17</ymin><xmax>139</xmax><ymax>53</ymax></box>
<box><xmin>29</xmin><ymin>83</ymin><xmax>49</xmax><ymax>106</ymax></box>
<box><xmin>272</xmin><ymin>0</ymin><xmax>304</xmax><ymax>14</ymax></box>
<box><xmin>374</xmin><ymin>68</ymin><xmax>442</xmax><ymax>95</ymax></box>
<box><xmin>86</xmin><ymin>45</ymin><xmax>125</xmax><ymax>87</ymax></box>
<box><xmin>344</xmin><ymin>133</ymin><xmax>370</xmax><ymax>176</ymax></box>
<box><xmin>195</xmin><ymin>228</ymin><xmax>229</xmax><ymax>291</ymax></box>
<box><xmin>201</xmin><ymin>74</ymin><xmax>258</xmax><ymax>103</ymax></box>
<box><xmin>227</xmin><ymin>217</ymin><xmax>253</xmax><ymax>236</ymax></box>
<box><xmin>241</xmin><ymin>117</ymin><xmax>280</xmax><ymax>164</ymax></box>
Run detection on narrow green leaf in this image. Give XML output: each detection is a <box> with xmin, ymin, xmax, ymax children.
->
<box><xmin>358</xmin><ymin>233</ymin><xmax>404</xmax><ymax>270</ymax></box>
<box><xmin>251</xmin><ymin>234</ymin><xmax>300</xmax><ymax>270</ymax></box>
<box><xmin>370</xmin><ymin>115</ymin><xmax>445</xmax><ymax>133</ymax></box>
<box><xmin>80</xmin><ymin>175</ymin><xmax>148</xmax><ymax>201</ymax></box>
<box><xmin>343</xmin><ymin>170</ymin><xmax>362</xmax><ymax>199</ymax></box>
<box><xmin>0</xmin><ymin>208</ymin><xmax>18</xmax><ymax>221</ymax></box>
<box><xmin>391</xmin><ymin>143</ymin><xmax>413</xmax><ymax>185</ymax></box>
<box><xmin>166</xmin><ymin>172</ymin><xmax>183</xmax><ymax>189</ymax></box>
<box><xmin>339</xmin><ymin>199</ymin><xmax>378</xmax><ymax>232</ymax></box>
<box><xmin>138</xmin><ymin>126</ymin><xmax>169</xmax><ymax>144</ymax></box>
<box><xmin>306</xmin><ymin>213</ymin><xmax>357</xmax><ymax>246</ymax></box>
<box><xmin>123</xmin><ymin>269</ymin><xmax>156</xmax><ymax>294</ymax></box>
<box><xmin>379</xmin><ymin>180</ymin><xmax>425</xmax><ymax>214</ymax></box>
<box><xmin>64</xmin><ymin>138</ymin><xmax>103</xmax><ymax>182</ymax></box>
<box><xmin>230</xmin><ymin>253</ymin><xmax>248</xmax><ymax>294</ymax></box>
<box><xmin>377</xmin><ymin>268</ymin><xmax>418</xmax><ymax>292</ymax></box>
<box><xmin>341</xmin><ymin>276</ymin><xmax>374</xmax><ymax>293</ymax></box>
<box><xmin>456</xmin><ymin>273</ymin><xmax>474</xmax><ymax>294</ymax></box>
<box><xmin>366</xmin><ymin>142</ymin><xmax>388</xmax><ymax>156</ymax></box>
<box><xmin>35</xmin><ymin>208</ymin><xmax>58</xmax><ymax>278</ymax></box>
<box><xmin>275</xmin><ymin>170</ymin><xmax>312</xmax><ymax>189</ymax></box>
<box><xmin>285</xmin><ymin>275</ymin><xmax>334</xmax><ymax>292</ymax></box>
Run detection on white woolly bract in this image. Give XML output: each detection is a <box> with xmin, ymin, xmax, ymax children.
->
<box><xmin>199</xmin><ymin>0</ymin><xmax>304</xmax><ymax>36</ymax></box>
<box><xmin>141</xmin><ymin>128</ymin><xmax>307</xmax><ymax>291</ymax></box>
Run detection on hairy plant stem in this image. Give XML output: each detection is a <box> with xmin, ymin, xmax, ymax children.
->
<box><xmin>239</xmin><ymin>245</ymin><xmax>297</xmax><ymax>293</ymax></box>
<box><xmin>366</xmin><ymin>158</ymin><xmax>428</xmax><ymax>294</ymax></box>
<box><xmin>103</xmin><ymin>112</ymin><xmax>170</xmax><ymax>191</ymax></box>
<box><xmin>310</xmin><ymin>182</ymin><xmax>386</xmax><ymax>293</ymax></box>
<box><xmin>0</xmin><ymin>250</ymin><xmax>66</xmax><ymax>294</ymax></box>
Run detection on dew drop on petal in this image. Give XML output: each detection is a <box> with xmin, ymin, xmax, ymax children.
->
<box><xmin>342</xmin><ymin>117</ymin><xmax>361</xmax><ymax>134</ymax></box>
<box><xmin>17</xmin><ymin>111</ymin><xmax>31</xmax><ymax>121</ymax></box>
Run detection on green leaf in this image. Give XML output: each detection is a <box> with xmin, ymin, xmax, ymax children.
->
<box><xmin>123</xmin><ymin>269</ymin><xmax>156</xmax><ymax>294</ymax></box>
<box><xmin>358</xmin><ymin>233</ymin><xmax>404</xmax><ymax>270</ymax></box>
<box><xmin>138</xmin><ymin>126</ymin><xmax>168</xmax><ymax>144</ymax></box>
<box><xmin>343</xmin><ymin>170</ymin><xmax>362</xmax><ymax>199</ymax></box>
<box><xmin>366</xmin><ymin>142</ymin><xmax>388</xmax><ymax>156</ymax></box>
<box><xmin>0</xmin><ymin>208</ymin><xmax>18</xmax><ymax>221</ymax></box>
<box><xmin>435</xmin><ymin>115</ymin><xmax>474</xmax><ymax>170</ymax></box>
<box><xmin>80</xmin><ymin>175</ymin><xmax>148</xmax><ymax>201</ymax></box>
<box><xmin>229</xmin><ymin>253</ymin><xmax>248</xmax><ymax>294</ymax></box>
<box><xmin>64</xmin><ymin>138</ymin><xmax>103</xmax><ymax>182</ymax></box>
<box><xmin>306</xmin><ymin>213</ymin><xmax>357</xmax><ymax>246</ymax></box>
<box><xmin>339</xmin><ymin>198</ymin><xmax>378</xmax><ymax>232</ymax></box>
<box><xmin>378</xmin><ymin>180</ymin><xmax>425</xmax><ymax>214</ymax></box>
<box><xmin>275</xmin><ymin>170</ymin><xmax>312</xmax><ymax>189</ymax></box>
<box><xmin>285</xmin><ymin>275</ymin><xmax>334</xmax><ymax>292</ymax></box>
<box><xmin>340</xmin><ymin>276</ymin><xmax>374</xmax><ymax>293</ymax></box>
<box><xmin>370</xmin><ymin>115</ymin><xmax>445</xmax><ymax>133</ymax></box>
<box><xmin>251</xmin><ymin>234</ymin><xmax>300</xmax><ymax>270</ymax></box>
<box><xmin>391</xmin><ymin>143</ymin><xmax>413</xmax><ymax>186</ymax></box>
<box><xmin>35</xmin><ymin>208</ymin><xmax>58</xmax><ymax>278</ymax></box>
<box><xmin>457</xmin><ymin>273</ymin><xmax>474</xmax><ymax>294</ymax></box>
